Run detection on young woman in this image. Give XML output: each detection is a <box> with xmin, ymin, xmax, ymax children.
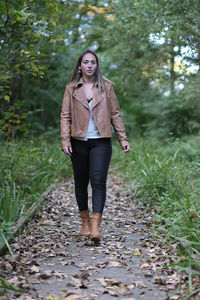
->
<box><xmin>60</xmin><ymin>50</ymin><xmax>130</xmax><ymax>242</ymax></box>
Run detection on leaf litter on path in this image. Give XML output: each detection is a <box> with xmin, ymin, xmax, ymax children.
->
<box><xmin>0</xmin><ymin>171</ymin><xmax>192</xmax><ymax>299</ymax></box>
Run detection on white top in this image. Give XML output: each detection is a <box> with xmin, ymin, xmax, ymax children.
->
<box><xmin>74</xmin><ymin>100</ymin><xmax>102</xmax><ymax>141</ymax></box>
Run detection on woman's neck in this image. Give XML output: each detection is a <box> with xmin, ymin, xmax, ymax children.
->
<box><xmin>82</xmin><ymin>74</ymin><xmax>94</xmax><ymax>84</ymax></box>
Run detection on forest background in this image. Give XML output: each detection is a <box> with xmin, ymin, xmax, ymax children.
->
<box><xmin>1</xmin><ymin>0</ymin><xmax>200</xmax><ymax>296</ymax></box>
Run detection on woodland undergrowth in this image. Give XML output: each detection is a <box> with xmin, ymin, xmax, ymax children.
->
<box><xmin>0</xmin><ymin>134</ymin><xmax>72</xmax><ymax>244</ymax></box>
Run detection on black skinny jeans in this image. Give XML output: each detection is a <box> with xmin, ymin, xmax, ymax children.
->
<box><xmin>70</xmin><ymin>138</ymin><xmax>112</xmax><ymax>214</ymax></box>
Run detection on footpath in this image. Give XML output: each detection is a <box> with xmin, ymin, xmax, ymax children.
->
<box><xmin>0</xmin><ymin>171</ymin><xmax>183</xmax><ymax>299</ymax></box>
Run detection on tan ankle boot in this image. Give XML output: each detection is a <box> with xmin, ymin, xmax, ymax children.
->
<box><xmin>91</xmin><ymin>213</ymin><xmax>102</xmax><ymax>242</ymax></box>
<box><xmin>80</xmin><ymin>210</ymin><xmax>91</xmax><ymax>237</ymax></box>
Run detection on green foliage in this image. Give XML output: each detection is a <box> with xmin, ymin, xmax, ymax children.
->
<box><xmin>0</xmin><ymin>0</ymin><xmax>113</xmax><ymax>139</ymax></box>
<box><xmin>143</xmin><ymin>73</ymin><xmax>200</xmax><ymax>138</ymax></box>
<box><xmin>90</xmin><ymin>0</ymin><xmax>200</xmax><ymax>138</ymax></box>
<box><xmin>0</xmin><ymin>228</ymin><xmax>15</xmax><ymax>260</ymax></box>
<box><xmin>0</xmin><ymin>276</ymin><xmax>23</xmax><ymax>296</ymax></box>
<box><xmin>1</xmin><ymin>0</ymin><xmax>200</xmax><ymax>139</ymax></box>
<box><xmin>0</xmin><ymin>133</ymin><xmax>72</xmax><ymax>239</ymax></box>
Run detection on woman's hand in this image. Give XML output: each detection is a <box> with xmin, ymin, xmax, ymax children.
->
<box><xmin>122</xmin><ymin>143</ymin><xmax>130</xmax><ymax>154</ymax></box>
<box><xmin>63</xmin><ymin>146</ymin><xmax>73</xmax><ymax>156</ymax></box>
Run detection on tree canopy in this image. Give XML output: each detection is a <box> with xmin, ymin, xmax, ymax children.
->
<box><xmin>1</xmin><ymin>0</ymin><xmax>200</xmax><ymax>139</ymax></box>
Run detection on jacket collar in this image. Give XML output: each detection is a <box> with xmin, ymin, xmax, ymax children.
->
<box><xmin>74</xmin><ymin>77</ymin><xmax>99</xmax><ymax>88</ymax></box>
<box><xmin>73</xmin><ymin>77</ymin><xmax>105</xmax><ymax>110</ymax></box>
<box><xmin>74</xmin><ymin>77</ymin><xmax>84</xmax><ymax>88</ymax></box>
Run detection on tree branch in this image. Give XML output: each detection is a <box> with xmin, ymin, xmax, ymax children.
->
<box><xmin>4</xmin><ymin>0</ymin><xmax>9</xmax><ymax>28</ymax></box>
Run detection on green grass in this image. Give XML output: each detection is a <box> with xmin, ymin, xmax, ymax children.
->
<box><xmin>0</xmin><ymin>134</ymin><xmax>72</xmax><ymax>243</ymax></box>
<box><xmin>111</xmin><ymin>135</ymin><xmax>200</xmax><ymax>295</ymax></box>
<box><xmin>0</xmin><ymin>277</ymin><xmax>23</xmax><ymax>296</ymax></box>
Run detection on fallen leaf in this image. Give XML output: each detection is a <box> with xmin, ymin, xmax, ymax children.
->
<box><xmin>123</xmin><ymin>251</ymin><xmax>132</xmax><ymax>255</ymax></box>
<box><xmin>47</xmin><ymin>296</ymin><xmax>60</xmax><ymax>300</ymax></box>
<box><xmin>135</xmin><ymin>281</ymin><xmax>147</xmax><ymax>288</ymax></box>
<box><xmin>39</xmin><ymin>271</ymin><xmax>52</xmax><ymax>279</ymax></box>
<box><xmin>140</xmin><ymin>262</ymin><xmax>150</xmax><ymax>269</ymax></box>
<box><xmin>133</xmin><ymin>249</ymin><xmax>142</xmax><ymax>256</ymax></box>
<box><xmin>30</xmin><ymin>265</ymin><xmax>40</xmax><ymax>273</ymax></box>
<box><xmin>108</xmin><ymin>261</ymin><xmax>121</xmax><ymax>267</ymax></box>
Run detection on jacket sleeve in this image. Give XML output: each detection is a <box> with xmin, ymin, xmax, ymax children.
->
<box><xmin>60</xmin><ymin>85</ymin><xmax>72</xmax><ymax>149</ymax></box>
<box><xmin>109</xmin><ymin>83</ymin><xmax>129</xmax><ymax>148</ymax></box>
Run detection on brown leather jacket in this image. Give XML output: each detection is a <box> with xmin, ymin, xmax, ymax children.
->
<box><xmin>60</xmin><ymin>77</ymin><xmax>128</xmax><ymax>149</ymax></box>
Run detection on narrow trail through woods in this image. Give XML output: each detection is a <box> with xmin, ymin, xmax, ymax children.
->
<box><xmin>0</xmin><ymin>170</ymin><xmax>181</xmax><ymax>300</ymax></box>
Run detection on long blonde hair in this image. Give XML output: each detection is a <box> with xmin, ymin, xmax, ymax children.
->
<box><xmin>71</xmin><ymin>50</ymin><xmax>106</xmax><ymax>91</ymax></box>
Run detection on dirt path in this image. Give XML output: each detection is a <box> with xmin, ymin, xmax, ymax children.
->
<box><xmin>0</xmin><ymin>171</ymin><xmax>181</xmax><ymax>299</ymax></box>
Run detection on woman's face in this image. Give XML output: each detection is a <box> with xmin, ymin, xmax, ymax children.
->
<box><xmin>80</xmin><ymin>53</ymin><xmax>97</xmax><ymax>78</ymax></box>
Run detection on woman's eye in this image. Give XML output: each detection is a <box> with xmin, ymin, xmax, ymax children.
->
<box><xmin>83</xmin><ymin>60</ymin><xmax>96</xmax><ymax>63</ymax></box>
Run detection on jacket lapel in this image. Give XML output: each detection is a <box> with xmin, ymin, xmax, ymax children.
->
<box><xmin>73</xmin><ymin>85</ymin><xmax>89</xmax><ymax>110</ymax></box>
<box><xmin>92</xmin><ymin>88</ymin><xmax>105</xmax><ymax>110</ymax></box>
<box><xmin>72</xmin><ymin>79</ymin><xmax>105</xmax><ymax>110</ymax></box>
